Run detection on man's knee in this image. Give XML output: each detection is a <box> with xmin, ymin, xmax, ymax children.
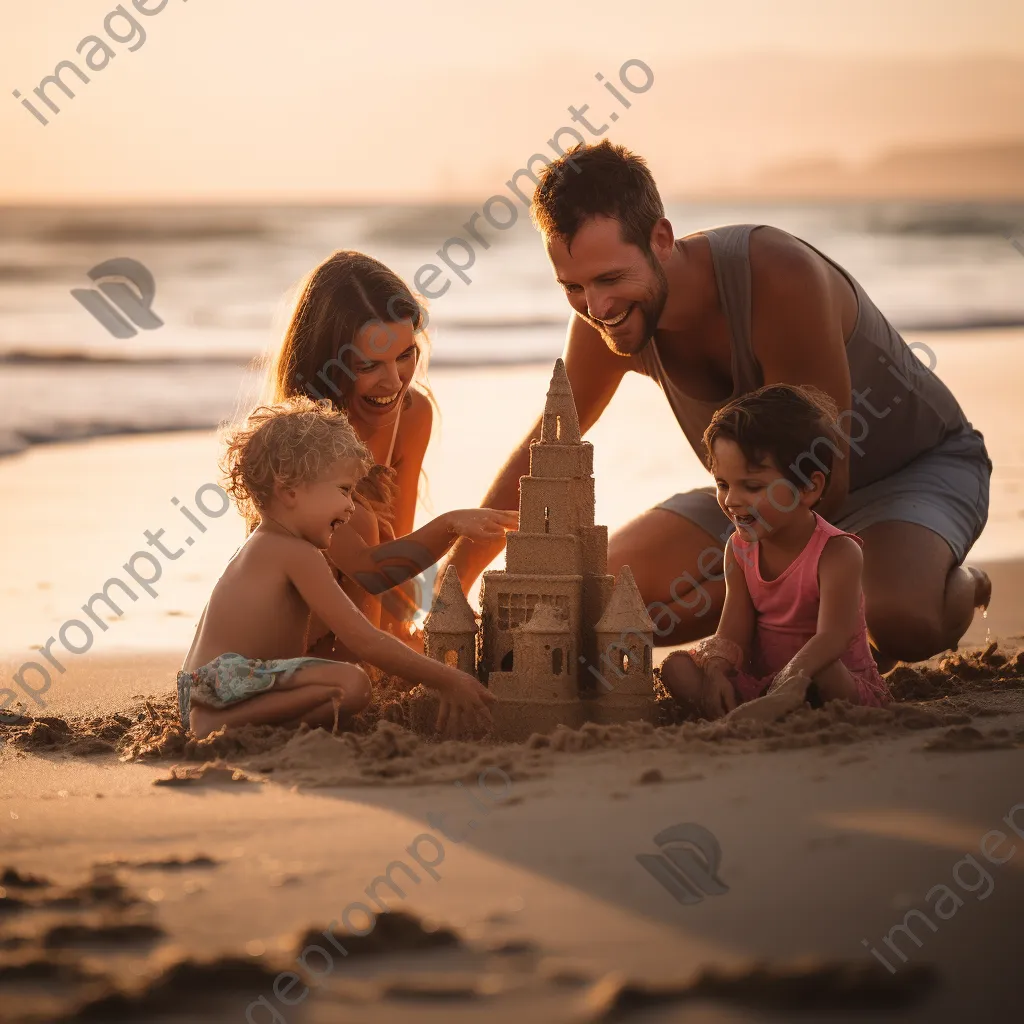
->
<box><xmin>867</xmin><ymin>601</ymin><xmax>946</xmax><ymax>663</ymax></box>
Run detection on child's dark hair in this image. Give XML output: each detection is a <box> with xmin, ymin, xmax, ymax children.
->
<box><xmin>703</xmin><ymin>385</ymin><xmax>842</xmax><ymax>492</ymax></box>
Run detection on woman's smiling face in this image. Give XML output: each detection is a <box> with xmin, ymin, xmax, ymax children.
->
<box><xmin>343</xmin><ymin>319</ymin><xmax>418</xmax><ymax>433</ymax></box>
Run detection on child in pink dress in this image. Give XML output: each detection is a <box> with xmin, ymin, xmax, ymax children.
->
<box><xmin>661</xmin><ymin>384</ymin><xmax>890</xmax><ymax>721</ymax></box>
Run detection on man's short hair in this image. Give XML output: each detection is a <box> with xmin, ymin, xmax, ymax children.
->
<box><xmin>531</xmin><ymin>140</ymin><xmax>665</xmax><ymax>252</ymax></box>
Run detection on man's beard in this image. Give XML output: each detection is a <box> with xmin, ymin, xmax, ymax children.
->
<box><xmin>600</xmin><ymin>259</ymin><xmax>669</xmax><ymax>356</ymax></box>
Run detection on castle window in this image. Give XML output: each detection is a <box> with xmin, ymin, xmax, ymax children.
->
<box><xmin>556</xmin><ymin>415</ymin><xmax>562</xmax><ymax>440</ymax></box>
<box><xmin>620</xmin><ymin>650</ymin><xmax>630</xmax><ymax>674</ymax></box>
<box><xmin>501</xmin><ymin>649</ymin><xmax>514</xmax><ymax>671</ymax></box>
<box><xmin>498</xmin><ymin>592</ymin><xmax>568</xmax><ymax>630</ymax></box>
<box><xmin>552</xmin><ymin>648</ymin><xmax>563</xmax><ymax>675</ymax></box>
<box><xmin>444</xmin><ymin>650</ymin><xmax>458</xmax><ymax>668</ymax></box>
<box><xmin>544</xmin><ymin>506</ymin><xmax>550</xmax><ymax>534</ymax></box>
<box><xmin>644</xmin><ymin>645</ymin><xmax>651</xmax><ymax>673</ymax></box>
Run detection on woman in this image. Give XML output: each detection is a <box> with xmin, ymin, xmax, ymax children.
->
<box><xmin>264</xmin><ymin>250</ymin><xmax>508</xmax><ymax>655</ymax></box>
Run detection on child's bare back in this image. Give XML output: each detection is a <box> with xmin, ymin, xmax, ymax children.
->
<box><xmin>183</xmin><ymin>531</ymin><xmax>318</xmax><ymax>673</ymax></box>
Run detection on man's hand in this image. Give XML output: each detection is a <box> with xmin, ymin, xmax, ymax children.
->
<box><xmin>701</xmin><ymin>662</ymin><xmax>737</xmax><ymax>718</ymax></box>
<box><xmin>444</xmin><ymin>509</ymin><xmax>519</xmax><ymax>544</ymax></box>
<box><xmin>433</xmin><ymin>669</ymin><xmax>496</xmax><ymax>738</ymax></box>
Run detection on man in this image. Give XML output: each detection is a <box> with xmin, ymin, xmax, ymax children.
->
<box><xmin>446</xmin><ymin>140</ymin><xmax>991</xmax><ymax>663</ymax></box>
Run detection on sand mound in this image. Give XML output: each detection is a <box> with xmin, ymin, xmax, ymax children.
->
<box><xmin>249</xmin><ymin>721</ymin><xmax>545</xmax><ymax>787</ymax></box>
<box><xmin>579</xmin><ymin>959</ymin><xmax>937</xmax><ymax>1020</ymax></box>
<box><xmin>0</xmin><ymin>860</ymin><xmax>281</xmax><ymax>1024</ymax></box>
<box><xmin>66</xmin><ymin>957</ymin><xmax>281</xmax><ymax>1022</ymax></box>
<box><xmin>153</xmin><ymin>763</ymin><xmax>260</xmax><ymax>787</ymax></box>
<box><xmin>293</xmin><ymin>909</ymin><xmax>461</xmax><ymax>959</ymax></box>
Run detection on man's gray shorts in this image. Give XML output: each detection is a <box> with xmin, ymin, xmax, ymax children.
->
<box><xmin>656</xmin><ymin>427</ymin><xmax>992</xmax><ymax>565</ymax></box>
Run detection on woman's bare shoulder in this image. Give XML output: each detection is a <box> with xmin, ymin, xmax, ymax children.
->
<box><xmin>403</xmin><ymin>385</ymin><xmax>434</xmax><ymax>429</ymax></box>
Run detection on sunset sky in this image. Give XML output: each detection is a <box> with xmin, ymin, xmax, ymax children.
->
<box><xmin>2</xmin><ymin>0</ymin><xmax>1022</xmax><ymax>202</ymax></box>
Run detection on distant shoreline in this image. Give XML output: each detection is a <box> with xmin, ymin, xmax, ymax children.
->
<box><xmin>3</xmin><ymin>325</ymin><xmax>1023</xmax><ymax>462</ymax></box>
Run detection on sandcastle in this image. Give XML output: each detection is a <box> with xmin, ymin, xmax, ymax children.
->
<box><xmin>423</xmin><ymin>359</ymin><xmax>657</xmax><ymax>741</ymax></box>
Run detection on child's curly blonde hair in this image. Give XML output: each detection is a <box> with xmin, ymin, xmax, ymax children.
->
<box><xmin>221</xmin><ymin>396</ymin><xmax>372</xmax><ymax>532</ymax></box>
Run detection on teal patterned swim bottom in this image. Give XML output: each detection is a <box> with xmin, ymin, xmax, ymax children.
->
<box><xmin>176</xmin><ymin>653</ymin><xmax>339</xmax><ymax>727</ymax></box>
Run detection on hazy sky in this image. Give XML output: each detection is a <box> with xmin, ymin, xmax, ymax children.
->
<box><xmin>2</xmin><ymin>0</ymin><xmax>1022</xmax><ymax>201</ymax></box>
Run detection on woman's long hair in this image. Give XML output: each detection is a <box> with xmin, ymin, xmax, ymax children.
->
<box><xmin>263</xmin><ymin>251</ymin><xmax>436</xmax><ymax>535</ymax></box>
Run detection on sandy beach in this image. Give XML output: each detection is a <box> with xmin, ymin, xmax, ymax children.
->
<box><xmin>2</xmin><ymin>334</ymin><xmax>1024</xmax><ymax>1022</ymax></box>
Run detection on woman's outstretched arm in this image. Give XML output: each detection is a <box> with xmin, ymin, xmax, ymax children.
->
<box><xmin>330</xmin><ymin>508</ymin><xmax>518</xmax><ymax>596</ymax></box>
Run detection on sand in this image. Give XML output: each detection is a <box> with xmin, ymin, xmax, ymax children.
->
<box><xmin>2</xmin><ymin>341</ymin><xmax>1024</xmax><ymax>1022</ymax></box>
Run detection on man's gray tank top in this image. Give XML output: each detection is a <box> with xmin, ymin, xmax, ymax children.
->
<box><xmin>635</xmin><ymin>224</ymin><xmax>970</xmax><ymax>491</ymax></box>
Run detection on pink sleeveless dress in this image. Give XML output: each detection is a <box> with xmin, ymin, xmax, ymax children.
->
<box><xmin>730</xmin><ymin>514</ymin><xmax>890</xmax><ymax>707</ymax></box>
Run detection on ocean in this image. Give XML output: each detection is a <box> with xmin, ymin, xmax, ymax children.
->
<box><xmin>1</xmin><ymin>200</ymin><xmax>1022</xmax><ymax>459</ymax></box>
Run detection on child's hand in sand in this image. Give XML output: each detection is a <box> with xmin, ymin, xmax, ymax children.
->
<box><xmin>766</xmin><ymin>662</ymin><xmax>809</xmax><ymax>696</ymax></box>
<box><xmin>433</xmin><ymin>669</ymin><xmax>496</xmax><ymax>738</ymax></box>
<box><xmin>701</xmin><ymin>662</ymin><xmax>737</xmax><ymax>719</ymax></box>
<box><xmin>725</xmin><ymin>665</ymin><xmax>812</xmax><ymax>724</ymax></box>
<box><xmin>444</xmin><ymin>509</ymin><xmax>519</xmax><ymax>543</ymax></box>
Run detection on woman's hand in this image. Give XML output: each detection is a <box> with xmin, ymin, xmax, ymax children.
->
<box><xmin>444</xmin><ymin>509</ymin><xmax>519</xmax><ymax>544</ymax></box>
<box><xmin>432</xmin><ymin>668</ymin><xmax>496</xmax><ymax>737</ymax></box>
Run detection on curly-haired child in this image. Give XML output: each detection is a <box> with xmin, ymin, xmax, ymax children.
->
<box><xmin>661</xmin><ymin>384</ymin><xmax>891</xmax><ymax>722</ymax></box>
<box><xmin>178</xmin><ymin>396</ymin><xmax>514</xmax><ymax>739</ymax></box>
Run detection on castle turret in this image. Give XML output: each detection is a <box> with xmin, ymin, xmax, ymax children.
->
<box><xmin>591</xmin><ymin>566</ymin><xmax>657</xmax><ymax>724</ymax></box>
<box><xmin>490</xmin><ymin>600</ymin><xmax>583</xmax><ymax>740</ymax></box>
<box><xmin>540</xmin><ymin>358</ymin><xmax>581</xmax><ymax>444</ymax></box>
<box><xmin>513</xmin><ymin>601</ymin><xmax>575</xmax><ymax>701</ymax></box>
<box><xmin>423</xmin><ymin>566</ymin><xmax>478</xmax><ymax>675</ymax></box>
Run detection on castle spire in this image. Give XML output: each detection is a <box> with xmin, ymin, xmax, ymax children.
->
<box><xmin>424</xmin><ymin>565</ymin><xmax>477</xmax><ymax>633</ymax></box>
<box><xmin>595</xmin><ymin>566</ymin><xmax>655</xmax><ymax>634</ymax></box>
<box><xmin>540</xmin><ymin>358</ymin><xmax>581</xmax><ymax>444</ymax></box>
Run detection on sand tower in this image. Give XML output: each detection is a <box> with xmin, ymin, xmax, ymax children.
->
<box><xmin>590</xmin><ymin>565</ymin><xmax>656</xmax><ymax>724</ymax></box>
<box><xmin>423</xmin><ymin>565</ymin><xmax>478</xmax><ymax>675</ymax></box>
<box><xmin>422</xmin><ymin>359</ymin><xmax>656</xmax><ymax>740</ymax></box>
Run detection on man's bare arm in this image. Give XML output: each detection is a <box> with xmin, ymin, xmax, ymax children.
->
<box><xmin>750</xmin><ymin>232</ymin><xmax>853</xmax><ymax>519</ymax></box>
<box><xmin>445</xmin><ymin>315</ymin><xmax>631</xmax><ymax>589</ymax></box>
